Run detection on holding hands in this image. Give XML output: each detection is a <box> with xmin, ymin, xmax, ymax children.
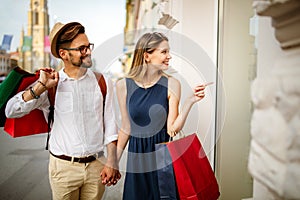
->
<box><xmin>100</xmin><ymin>160</ymin><xmax>121</xmax><ymax>186</ymax></box>
<box><xmin>99</xmin><ymin>142</ymin><xmax>122</xmax><ymax>187</ymax></box>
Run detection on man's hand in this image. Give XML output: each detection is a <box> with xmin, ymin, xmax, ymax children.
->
<box><xmin>22</xmin><ymin>67</ymin><xmax>59</xmax><ymax>102</ymax></box>
<box><xmin>39</xmin><ymin>67</ymin><xmax>59</xmax><ymax>89</ymax></box>
<box><xmin>100</xmin><ymin>141</ymin><xmax>121</xmax><ymax>186</ymax></box>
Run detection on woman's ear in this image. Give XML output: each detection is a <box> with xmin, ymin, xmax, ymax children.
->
<box><xmin>144</xmin><ymin>52</ymin><xmax>150</xmax><ymax>63</ymax></box>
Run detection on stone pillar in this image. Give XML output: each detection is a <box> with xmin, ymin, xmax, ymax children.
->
<box><xmin>248</xmin><ymin>0</ymin><xmax>300</xmax><ymax>199</ymax></box>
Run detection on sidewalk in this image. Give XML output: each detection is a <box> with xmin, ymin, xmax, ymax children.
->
<box><xmin>0</xmin><ymin>128</ymin><xmax>123</xmax><ymax>200</ymax></box>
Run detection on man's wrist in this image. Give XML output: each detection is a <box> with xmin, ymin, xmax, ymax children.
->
<box><xmin>105</xmin><ymin>159</ymin><xmax>118</xmax><ymax>169</ymax></box>
<box><xmin>33</xmin><ymin>81</ymin><xmax>47</xmax><ymax>96</ymax></box>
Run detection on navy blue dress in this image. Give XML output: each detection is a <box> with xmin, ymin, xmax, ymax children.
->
<box><xmin>123</xmin><ymin>76</ymin><xmax>170</xmax><ymax>200</ymax></box>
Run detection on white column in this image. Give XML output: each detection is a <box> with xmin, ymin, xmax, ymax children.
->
<box><xmin>249</xmin><ymin>0</ymin><xmax>300</xmax><ymax>199</ymax></box>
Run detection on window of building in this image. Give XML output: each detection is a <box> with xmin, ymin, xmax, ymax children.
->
<box><xmin>34</xmin><ymin>11</ymin><xmax>39</xmax><ymax>25</ymax></box>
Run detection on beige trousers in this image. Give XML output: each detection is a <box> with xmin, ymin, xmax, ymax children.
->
<box><xmin>49</xmin><ymin>154</ymin><xmax>105</xmax><ymax>200</ymax></box>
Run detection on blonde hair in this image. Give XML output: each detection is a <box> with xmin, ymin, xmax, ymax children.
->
<box><xmin>127</xmin><ymin>32</ymin><xmax>169</xmax><ymax>80</ymax></box>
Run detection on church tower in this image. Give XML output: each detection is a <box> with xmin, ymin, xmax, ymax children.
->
<box><xmin>19</xmin><ymin>0</ymin><xmax>50</xmax><ymax>72</ymax></box>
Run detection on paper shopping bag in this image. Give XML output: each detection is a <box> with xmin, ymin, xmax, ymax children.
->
<box><xmin>4</xmin><ymin>70</ymin><xmax>48</xmax><ymax>137</ymax></box>
<box><xmin>155</xmin><ymin>142</ymin><xmax>178</xmax><ymax>200</ymax></box>
<box><xmin>167</xmin><ymin>133</ymin><xmax>220</xmax><ymax>200</ymax></box>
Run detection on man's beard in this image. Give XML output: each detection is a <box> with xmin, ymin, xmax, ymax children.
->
<box><xmin>71</xmin><ymin>54</ymin><xmax>93</xmax><ymax>68</ymax></box>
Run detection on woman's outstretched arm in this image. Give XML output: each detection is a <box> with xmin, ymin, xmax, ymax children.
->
<box><xmin>167</xmin><ymin>76</ymin><xmax>206</xmax><ymax>136</ymax></box>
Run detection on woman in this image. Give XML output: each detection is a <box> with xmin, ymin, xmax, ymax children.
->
<box><xmin>116</xmin><ymin>32</ymin><xmax>207</xmax><ymax>199</ymax></box>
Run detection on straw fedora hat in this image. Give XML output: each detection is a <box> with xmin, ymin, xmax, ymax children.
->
<box><xmin>49</xmin><ymin>22</ymin><xmax>81</xmax><ymax>58</ymax></box>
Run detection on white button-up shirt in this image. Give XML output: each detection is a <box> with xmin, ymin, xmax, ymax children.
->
<box><xmin>5</xmin><ymin>68</ymin><xmax>118</xmax><ymax>157</ymax></box>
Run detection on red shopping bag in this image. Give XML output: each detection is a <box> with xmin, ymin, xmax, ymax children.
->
<box><xmin>4</xmin><ymin>72</ymin><xmax>49</xmax><ymax>137</ymax></box>
<box><xmin>167</xmin><ymin>133</ymin><xmax>220</xmax><ymax>200</ymax></box>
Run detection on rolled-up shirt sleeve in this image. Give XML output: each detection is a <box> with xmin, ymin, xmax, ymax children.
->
<box><xmin>5</xmin><ymin>85</ymin><xmax>50</xmax><ymax>120</ymax></box>
<box><xmin>103</xmin><ymin>77</ymin><xmax>118</xmax><ymax>145</ymax></box>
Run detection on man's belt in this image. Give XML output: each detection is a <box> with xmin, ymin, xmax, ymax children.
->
<box><xmin>50</xmin><ymin>151</ymin><xmax>103</xmax><ymax>163</ymax></box>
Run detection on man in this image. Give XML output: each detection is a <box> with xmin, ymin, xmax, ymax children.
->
<box><xmin>6</xmin><ymin>22</ymin><xmax>120</xmax><ymax>199</ymax></box>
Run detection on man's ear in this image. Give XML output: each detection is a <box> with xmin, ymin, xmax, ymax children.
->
<box><xmin>59</xmin><ymin>49</ymin><xmax>66</xmax><ymax>59</ymax></box>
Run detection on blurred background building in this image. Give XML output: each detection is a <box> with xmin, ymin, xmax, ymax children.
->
<box><xmin>0</xmin><ymin>0</ymin><xmax>50</xmax><ymax>77</ymax></box>
<box><xmin>18</xmin><ymin>0</ymin><xmax>50</xmax><ymax>73</ymax></box>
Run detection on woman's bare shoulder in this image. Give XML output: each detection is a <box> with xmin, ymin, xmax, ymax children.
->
<box><xmin>168</xmin><ymin>76</ymin><xmax>180</xmax><ymax>88</ymax></box>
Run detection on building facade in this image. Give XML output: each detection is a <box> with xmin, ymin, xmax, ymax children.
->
<box><xmin>0</xmin><ymin>50</ymin><xmax>11</xmax><ymax>75</ymax></box>
<box><xmin>18</xmin><ymin>0</ymin><xmax>50</xmax><ymax>72</ymax></box>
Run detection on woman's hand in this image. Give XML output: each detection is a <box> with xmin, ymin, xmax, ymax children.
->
<box><xmin>189</xmin><ymin>84</ymin><xmax>205</xmax><ymax>103</ymax></box>
<box><xmin>190</xmin><ymin>82</ymin><xmax>213</xmax><ymax>103</ymax></box>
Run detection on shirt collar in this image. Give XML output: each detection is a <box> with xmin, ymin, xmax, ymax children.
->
<box><xmin>59</xmin><ymin>68</ymin><xmax>94</xmax><ymax>82</ymax></box>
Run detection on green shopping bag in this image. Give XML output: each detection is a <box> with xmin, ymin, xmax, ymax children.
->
<box><xmin>0</xmin><ymin>67</ymin><xmax>35</xmax><ymax>126</ymax></box>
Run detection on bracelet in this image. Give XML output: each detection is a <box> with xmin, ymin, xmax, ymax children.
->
<box><xmin>29</xmin><ymin>87</ymin><xmax>40</xmax><ymax>99</ymax></box>
<box><xmin>38</xmin><ymin>80</ymin><xmax>48</xmax><ymax>90</ymax></box>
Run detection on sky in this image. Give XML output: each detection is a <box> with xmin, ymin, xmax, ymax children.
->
<box><xmin>0</xmin><ymin>0</ymin><xmax>126</xmax><ymax>52</ymax></box>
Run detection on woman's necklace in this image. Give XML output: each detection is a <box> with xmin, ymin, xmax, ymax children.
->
<box><xmin>142</xmin><ymin>81</ymin><xmax>155</xmax><ymax>89</ymax></box>
<box><xmin>139</xmin><ymin>75</ymin><xmax>161</xmax><ymax>89</ymax></box>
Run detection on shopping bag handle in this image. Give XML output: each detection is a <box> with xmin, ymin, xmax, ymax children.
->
<box><xmin>169</xmin><ymin>130</ymin><xmax>185</xmax><ymax>142</ymax></box>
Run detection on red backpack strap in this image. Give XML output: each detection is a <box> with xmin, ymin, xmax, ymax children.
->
<box><xmin>94</xmin><ymin>72</ymin><xmax>107</xmax><ymax>138</ymax></box>
<box><xmin>93</xmin><ymin>72</ymin><xmax>107</xmax><ymax>103</ymax></box>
